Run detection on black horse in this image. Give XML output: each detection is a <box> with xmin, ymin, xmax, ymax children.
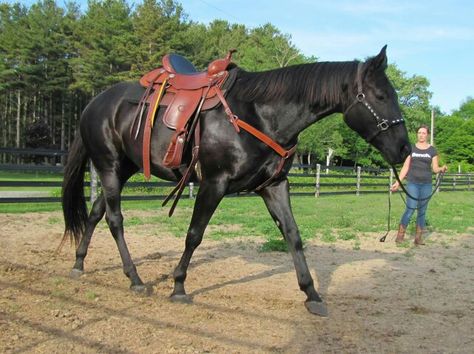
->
<box><xmin>62</xmin><ymin>46</ymin><xmax>410</xmax><ymax>316</ymax></box>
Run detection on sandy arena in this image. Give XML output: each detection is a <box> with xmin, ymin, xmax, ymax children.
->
<box><xmin>1</xmin><ymin>211</ymin><xmax>473</xmax><ymax>353</ymax></box>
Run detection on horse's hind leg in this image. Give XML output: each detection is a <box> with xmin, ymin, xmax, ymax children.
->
<box><xmin>171</xmin><ymin>181</ymin><xmax>226</xmax><ymax>302</ymax></box>
<box><xmin>257</xmin><ymin>178</ymin><xmax>328</xmax><ymax>317</ymax></box>
<box><xmin>70</xmin><ymin>160</ymin><xmax>137</xmax><ymax>279</ymax></box>
<box><xmin>99</xmin><ymin>169</ymin><xmax>146</xmax><ymax>292</ymax></box>
<box><xmin>70</xmin><ymin>193</ymin><xmax>106</xmax><ymax>278</ymax></box>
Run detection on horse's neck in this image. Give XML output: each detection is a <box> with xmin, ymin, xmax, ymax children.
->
<box><xmin>260</xmin><ymin>101</ymin><xmax>340</xmax><ymax>146</ymax></box>
<box><xmin>239</xmin><ymin>61</ymin><xmax>355</xmax><ymax>145</ymax></box>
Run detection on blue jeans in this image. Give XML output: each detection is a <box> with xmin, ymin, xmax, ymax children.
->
<box><xmin>400</xmin><ymin>182</ymin><xmax>432</xmax><ymax>228</ymax></box>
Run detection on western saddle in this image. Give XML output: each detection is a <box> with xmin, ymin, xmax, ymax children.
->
<box><xmin>134</xmin><ymin>50</ymin><xmax>236</xmax><ymax>175</ymax></box>
<box><xmin>133</xmin><ymin>50</ymin><xmax>296</xmax><ymax>216</ymax></box>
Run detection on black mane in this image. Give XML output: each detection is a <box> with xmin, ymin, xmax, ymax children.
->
<box><xmin>233</xmin><ymin>61</ymin><xmax>359</xmax><ymax>107</ymax></box>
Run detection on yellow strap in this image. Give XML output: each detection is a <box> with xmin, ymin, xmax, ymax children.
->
<box><xmin>150</xmin><ymin>78</ymin><xmax>168</xmax><ymax>127</ymax></box>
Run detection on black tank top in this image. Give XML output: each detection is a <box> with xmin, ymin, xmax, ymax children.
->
<box><xmin>407</xmin><ymin>145</ymin><xmax>437</xmax><ymax>184</ymax></box>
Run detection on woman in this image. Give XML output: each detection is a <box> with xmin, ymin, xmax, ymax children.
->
<box><xmin>390</xmin><ymin>125</ymin><xmax>447</xmax><ymax>245</ymax></box>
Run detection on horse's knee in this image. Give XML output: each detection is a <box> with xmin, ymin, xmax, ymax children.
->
<box><xmin>105</xmin><ymin>213</ymin><xmax>123</xmax><ymax>232</ymax></box>
<box><xmin>185</xmin><ymin>230</ymin><xmax>203</xmax><ymax>250</ymax></box>
<box><xmin>89</xmin><ymin>205</ymin><xmax>105</xmax><ymax>225</ymax></box>
<box><xmin>292</xmin><ymin>237</ymin><xmax>303</xmax><ymax>251</ymax></box>
<box><xmin>285</xmin><ymin>232</ymin><xmax>303</xmax><ymax>251</ymax></box>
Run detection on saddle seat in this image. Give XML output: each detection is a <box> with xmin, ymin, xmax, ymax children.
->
<box><xmin>139</xmin><ymin>52</ymin><xmax>234</xmax><ymax>91</ymax></box>
<box><xmin>163</xmin><ymin>53</ymin><xmax>198</xmax><ymax>74</ymax></box>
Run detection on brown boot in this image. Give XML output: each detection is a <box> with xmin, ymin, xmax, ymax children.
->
<box><xmin>414</xmin><ymin>225</ymin><xmax>425</xmax><ymax>246</ymax></box>
<box><xmin>395</xmin><ymin>224</ymin><xmax>406</xmax><ymax>243</ymax></box>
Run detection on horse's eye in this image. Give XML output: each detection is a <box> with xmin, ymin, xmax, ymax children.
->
<box><xmin>376</xmin><ymin>94</ymin><xmax>385</xmax><ymax>100</ymax></box>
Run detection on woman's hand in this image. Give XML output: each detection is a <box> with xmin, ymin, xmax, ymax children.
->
<box><xmin>439</xmin><ymin>165</ymin><xmax>448</xmax><ymax>173</ymax></box>
<box><xmin>390</xmin><ymin>181</ymin><xmax>400</xmax><ymax>192</ymax></box>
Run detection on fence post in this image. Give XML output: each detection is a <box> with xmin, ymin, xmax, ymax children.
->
<box><xmin>453</xmin><ymin>174</ymin><xmax>456</xmax><ymax>190</ymax></box>
<box><xmin>90</xmin><ymin>161</ymin><xmax>98</xmax><ymax>204</ymax></box>
<box><xmin>356</xmin><ymin>166</ymin><xmax>361</xmax><ymax>196</ymax></box>
<box><xmin>189</xmin><ymin>182</ymin><xmax>194</xmax><ymax>199</ymax></box>
<box><xmin>469</xmin><ymin>174</ymin><xmax>472</xmax><ymax>191</ymax></box>
<box><xmin>315</xmin><ymin>164</ymin><xmax>320</xmax><ymax>197</ymax></box>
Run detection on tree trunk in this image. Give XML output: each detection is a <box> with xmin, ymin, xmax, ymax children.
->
<box><xmin>16</xmin><ymin>90</ymin><xmax>21</xmax><ymax>148</ymax></box>
<box><xmin>50</xmin><ymin>96</ymin><xmax>55</xmax><ymax>146</ymax></box>
<box><xmin>16</xmin><ymin>90</ymin><xmax>21</xmax><ymax>163</ymax></box>
<box><xmin>33</xmin><ymin>93</ymin><xmax>37</xmax><ymax>121</ymax></box>
<box><xmin>23</xmin><ymin>95</ymin><xmax>28</xmax><ymax>137</ymax></box>
<box><xmin>61</xmin><ymin>97</ymin><xmax>66</xmax><ymax>165</ymax></box>
<box><xmin>7</xmin><ymin>91</ymin><xmax>12</xmax><ymax>162</ymax></box>
<box><xmin>1</xmin><ymin>93</ymin><xmax>7</xmax><ymax>163</ymax></box>
<box><xmin>2</xmin><ymin>92</ymin><xmax>7</xmax><ymax>146</ymax></box>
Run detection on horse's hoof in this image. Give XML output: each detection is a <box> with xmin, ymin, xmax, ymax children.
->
<box><xmin>305</xmin><ymin>300</ymin><xmax>328</xmax><ymax>317</ymax></box>
<box><xmin>130</xmin><ymin>284</ymin><xmax>151</xmax><ymax>295</ymax></box>
<box><xmin>170</xmin><ymin>293</ymin><xmax>192</xmax><ymax>304</ymax></box>
<box><xmin>69</xmin><ymin>269</ymin><xmax>83</xmax><ymax>279</ymax></box>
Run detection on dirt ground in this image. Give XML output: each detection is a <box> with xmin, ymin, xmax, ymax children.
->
<box><xmin>0</xmin><ymin>211</ymin><xmax>473</xmax><ymax>354</ymax></box>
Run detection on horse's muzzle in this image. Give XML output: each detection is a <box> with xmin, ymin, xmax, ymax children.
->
<box><xmin>399</xmin><ymin>143</ymin><xmax>411</xmax><ymax>162</ymax></box>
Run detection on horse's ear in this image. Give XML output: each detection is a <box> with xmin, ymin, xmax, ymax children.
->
<box><xmin>366</xmin><ymin>45</ymin><xmax>388</xmax><ymax>72</ymax></box>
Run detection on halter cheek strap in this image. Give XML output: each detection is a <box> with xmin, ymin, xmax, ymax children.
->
<box><xmin>343</xmin><ymin>62</ymin><xmax>404</xmax><ymax>142</ymax></box>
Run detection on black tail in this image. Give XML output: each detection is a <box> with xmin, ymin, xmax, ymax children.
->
<box><xmin>61</xmin><ymin>132</ymin><xmax>89</xmax><ymax>247</ymax></box>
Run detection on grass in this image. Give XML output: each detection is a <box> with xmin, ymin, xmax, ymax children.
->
<box><xmin>320</xmin><ymin>232</ymin><xmax>337</xmax><ymax>243</ymax></box>
<box><xmin>353</xmin><ymin>239</ymin><xmax>361</xmax><ymax>251</ymax></box>
<box><xmin>338</xmin><ymin>230</ymin><xmax>357</xmax><ymax>241</ymax></box>
<box><xmin>85</xmin><ymin>290</ymin><xmax>98</xmax><ymax>301</ymax></box>
<box><xmin>1</xmin><ymin>189</ymin><xmax>472</xmax><ymax>251</ymax></box>
<box><xmin>259</xmin><ymin>238</ymin><xmax>288</xmax><ymax>253</ymax></box>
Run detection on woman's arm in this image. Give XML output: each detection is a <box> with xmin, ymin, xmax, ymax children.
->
<box><xmin>432</xmin><ymin>155</ymin><xmax>447</xmax><ymax>173</ymax></box>
<box><xmin>390</xmin><ymin>155</ymin><xmax>411</xmax><ymax>191</ymax></box>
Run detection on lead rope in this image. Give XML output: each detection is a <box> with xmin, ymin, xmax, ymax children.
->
<box><xmin>379</xmin><ymin>170</ymin><xmax>444</xmax><ymax>242</ymax></box>
<box><xmin>379</xmin><ymin>188</ymin><xmax>392</xmax><ymax>242</ymax></box>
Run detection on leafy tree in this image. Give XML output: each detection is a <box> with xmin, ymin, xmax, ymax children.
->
<box><xmin>70</xmin><ymin>0</ymin><xmax>135</xmax><ymax>93</ymax></box>
<box><xmin>173</xmin><ymin>20</ymin><xmax>307</xmax><ymax>72</ymax></box>
<box><xmin>0</xmin><ymin>3</ymin><xmax>29</xmax><ymax>91</ymax></box>
<box><xmin>452</xmin><ymin>97</ymin><xmax>474</xmax><ymax>120</ymax></box>
<box><xmin>174</xmin><ymin>20</ymin><xmax>248</xmax><ymax>69</ymax></box>
<box><xmin>435</xmin><ymin>97</ymin><xmax>474</xmax><ymax>170</ymax></box>
<box><xmin>131</xmin><ymin>0</ymin><xmax>189</xmax><ymax>74</ymax></box>
<box><xmin>239</xmin><ymin>23</ymin><xmax>307</xmax><ymax>71</ymax></box>
<box><xmin>298</xmin><ymin>115</ymin><xmax>346</xmax><ymax>163</ymax></box>
<box><xmin>26</xmin><ymin>0</ymin><xmax>70</xmax><ymax>91</ymax></box>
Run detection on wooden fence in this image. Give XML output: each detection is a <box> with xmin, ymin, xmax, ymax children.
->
<box><xmin>0</xmin><ymin>148</ymin><xmax>472</xmax><ymax>204</ymax></box>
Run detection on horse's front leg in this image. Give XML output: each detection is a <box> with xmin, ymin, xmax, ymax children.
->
<box><xmin>171</xmin><ymin>180</ymin><xmax>226</xmax><ymax>303</ymax></box>
<box><xmin>257</xmin><ymin>178</ymin><xmax>328</xmax><ymax>316</ymax></box>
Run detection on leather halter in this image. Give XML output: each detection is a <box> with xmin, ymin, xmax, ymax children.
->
<box><xmin>343</xmin><ymin>62</ymin><xmax>404</xmax><ymax>143</ymax></box>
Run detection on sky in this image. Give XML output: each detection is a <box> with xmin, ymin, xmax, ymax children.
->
<box><xmin>5</xmin><ymin>0</ymin><xmax>474</xmax><ymax>114</ymax></box>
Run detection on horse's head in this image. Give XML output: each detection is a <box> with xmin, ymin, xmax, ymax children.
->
<box><xmin>343</xmin><ymin>46</ymin><xmax>411</xmax><ymax>165</ymax></box>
